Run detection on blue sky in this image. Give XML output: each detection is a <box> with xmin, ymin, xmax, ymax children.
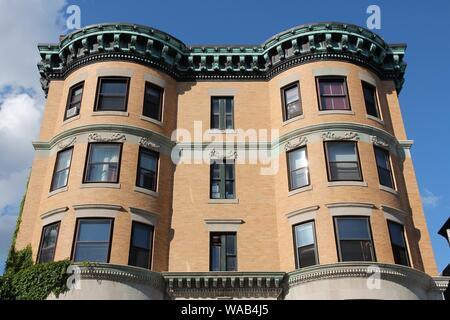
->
<box><xmin>0</xmin><ymin>0</ymin><xmax>448</xmax><ymax>274</ymax></box>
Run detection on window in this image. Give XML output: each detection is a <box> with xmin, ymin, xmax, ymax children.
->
<box><xmin>374</xmin><ymin>146</ymin><xmax>395</xmax><ymax>189</ymax></box>
<box><xmin>65</xmin><ymin>82</ymin><xmax>84</xmax><ymax>120</ymax></box>
<box><xmin>287</xmin><ymin>147</ymin><xmax>309</xmax><ymax>190</ymax></box>
<box><xmin>129</xmin><ymin>222</ymin><xmax>154</xmax><ymax>269</ymax></box>
<box><xmin>317</xmin><ymin>77</ymin><xmax>350</xmax><ymax>110</ymax></box>
<box><xmin>210</xmin><ymin>233</ymin><xmax>237</xmax><ymax>271</ymax></box>
<box><xmin>73</xmin><ymin>219</ymin><xmax>113</xmax><ymax>263</ymax></box>
<box><xmin>84</xmin><ymin>143</ymin><xmax>122</xmax><ymax>183</ymax></box>
<box><xmin>210</xmin><ymin>159</ymin><xmax>235</xmax><ymax>199</ymax></box>
<box><xmin>325</xmin><ymin>142</ymin><xmax>362</xmax><ymax>181</ymax></box>
<box><xmin>211</xmin><ymin>97</ymin><xmax>233</xmax><ymax>130</ymax></box>
<box><xmin>37</xmin><ymin>222</ymin><xmax>60</xmax><ymax>263</ymax></box>
<box><xmin>335</xmin><ymin>217</ymin><xmax>375</xmax><ymax>262</ymax></box>
<box><xmin>50</xmin><ymin>147</ymin><xmax>73</xmax><ymax>191</ymax></box>
<box><xmin>293</xmin><ymin>221</ymin><xmax>318</xmax><ymax>268</ymax></box>
<box><xmin>95</xmin><ymin>77</ymin><xmax>130</xmax><ymax>111</ymax></box>
<box><xmin>388</xmin><ymin>221</ymin><xmax>410</xmax><ymax>266</ymax></box>
<box><xmin>362</xmin><ymin>81</ymin><xmax>379</xmax><ymax>118</ymax></box>
<box><xmin>281</xmin><ymin>82</ymin><xmax>302</xmax><ymax>120</ymax></box>
<box><xmin>136</xmin><ymin>147</ymin><xmax>159</xmax><ymax>191</ymax></box>
<box><xmin>143</xmin><ymin>82</ymin><xmax>163</xmax><ymax>121</ymax></box>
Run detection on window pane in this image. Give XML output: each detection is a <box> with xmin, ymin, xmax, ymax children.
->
<box><xmin>74</xmin><ymin>243</ymin><xmax>109</xmax><ymax>262</ymax></box>
<box><xmin>55</xmin><ymin>149</ymin><xmax>72</xmax><ymax>171</ymax></box>
<box><xmin>139</xmin><ymin>169</ymin><xmax>156</xmax><ymax>190</ymax></box>
<box><xmin>327</xmin><ymin>143</ymin><xmax>357</xmax><ymax>162</ymax></box>
<box><xmin>211</xmin><ymin>243</ymin><xmax>221</xmax><ymax>271</ymax></box>
<box><xmin>132</xmin><ymin>224</ymin><xmax>152</xmax><ymax>249</ymax></box>
<box><xmin>289</xmin><ymin>148</ymin><xmax>307</xmax><ymax>170</ymax></box>
<box><xmin>298</xmin><ymin>244</ymin><xmax>316</xmax><ymax>268</ymax></box>
<box><xmin>226</xmin><ymin>256</ymin><xmax>236</xmax><ymax>271</ymax></box>
<box><xmin>329</xmin><ymin>162</ymin><xmax>361</xmax><ymax>181</ymax></box>
<box><xmin>97</xmin><ymin>96</ymin><xmax>125</xmax><ymax>110</ymax></box>
<box><xmin>51</xmin><ymin>169</ymin><xmax>69</xmax><ymax>190</ymax></box>
<box><xmin>363</xmin><ymin>85</ymin><xmax>378</xmax><ymax>117</ymax></box>
<box><xmin>226</xmin><ymin>234</ymin><xmax>236</xmax><ymax>255</ymax></box>
<box><xmin>286</xmin><ymin>101</ymin><xmax>302</xmax><ymax>119</ymax></box>
<box><xmin>295</xmin><ymin>222</ymin><xmax>314</xmax><ymax>247</ymax></box>
<box><xmin>284</xmin><ymin>85</ymin><xmax>299</xmax><ymax>104</ymax></box>
<box><xmin>100</xmin><ymin>80</ymin><xmax>127</xmax><ymax>95</ymax></box>
<box><xmin>86</xmin><ymin>163</ymin><xmax>118</xmax><ymax>182</ymax></box>
<box><xmin>143</xmin><ymin>85</ymin><xmax>162</xmax><ymax>120</ymax></box>
<box><xmin>129</xmin><ymin>247</ymin><xmax>150</xmax><ymax>268</ymax></box>
<box><xmin>211</xmin><ymin>164</ymin><xmax>220</xmax><ymax>179</ymax></box>
<box><xmin>225</xmin><ymin>164</ymin><xmax>234</xmax><ymax>180</ymax></box>
<box><xmin>78</xmin><ymin>220</ymin><xmax>111</xmax><ymax>242</ymax></box>
<box><xmin>212</xmin><ymin>99</ymin><xmax>220</xmax><ymax>114</ymax></box>
<box><xmin>375</xmin><ymin>148</ymin><xmax>390</xmax><ymax>170</ymax></box>
<box><xmin>211</xmin><ymin>181</ymin><xmax>221</xmax><ymax>199</ymax></box>
<box><xmin>140</xmin><ymin>151</ymin><xmax>157</xmax><ymax>172</ymax></box>
<box><xmin>225</xmin><ymin>180</ymin><xmax>234</xmax><ymax>199</ymax></box>
<box><xmin>290</xmin><ymin>167</ymin><xmax>309</xmax><ymax>189</ymax></box>
<box><xmin>337</xmin><ymin>218</ymin><xmax>371</xmax><ymax>240</ymax></box>
<box><xmin>392</xmin><ymin>245</ymin><xmax>409</xmax><ymax>266</ymax></box>
<box><xmin>378</xmin><ymin>167</ymin><xmax>394</xmax><ymax>188</ymax></box>
<box><xmin>225</xmin><ymin>98</ymin><xmax>233</xmax><ymax>114</ymax></box>
<box><xmin>340</xmin><ymin>240</ymin><xmax>374</xmax><ymax>261</ymax></box>
<box><xmin>225</xmin><ymin>114</ymin><xmax>233</xmax><ymax>129</ymax></box>
<box><xmin>38</xmin><ymin>223</ymin><xmax>59</xmax><ymax>263</ymax></box>
<box><xmin>90</xmin><ymin>144</ymin><xmax>120</xmax><ymax>163</ymax></box>
<box><xmin>388</xmin><ymin>222</ymin><xmax>406</xmax><ymax>247</ymax></box>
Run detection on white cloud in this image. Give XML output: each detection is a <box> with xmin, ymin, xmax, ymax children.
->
<box><xmin>0</xmin><ymin>0</ymin><xmax>67</xmax><ymax>273</ymax></box>
<box><xmin>0</xmin><ymin>0</ymin><xmax>66</xmax><ymax>92</ymax></box>
<box><xmin>421</xmin><ymin>189</ymin><xmax>440</xmax><ymax>208</ymax></box>
<box><xmin>0</xmin><ymin>94</ymin><xmax>42</xmax><ymax>179</ymax></box>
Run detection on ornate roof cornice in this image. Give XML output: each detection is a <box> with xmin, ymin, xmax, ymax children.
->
<box><xmin>38</xmin><ymin>22</ymin><xmax>406</xmax><ymax>94</ymax></box>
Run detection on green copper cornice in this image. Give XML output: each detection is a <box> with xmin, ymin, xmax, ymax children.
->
<box><xmin>37</xmin><ymin>22</ymin><xmax>406</xmax><ymax>94</ymax></box>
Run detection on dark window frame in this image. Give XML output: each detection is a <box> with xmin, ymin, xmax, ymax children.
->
<box><xmin>316</xmin><ymin>76</ymin><xmax>351</xmax><ymax>111</ymax></box>
<box><xmin>71</xmin><ymin>218</ymin><xmax>114</xmax><ymax>263</ymax></box>
<box><xmin>64</xmin><ymin>81</ymin><xmax>84</xmax><ymax>120</ymax></box>
<box><xmin>210</xmin><ymin>159</ymin><xmax>235</xmax><ymax>199</ymax></box>
<box><xmin>324</xmin><ymin>141</ymin><xmax>363</xmax><ymax>182</ymax></box>
<box><xmin>334</xmin><ymin>216</ymin><xmax>376</xmax><ymax>262</ymax></box>
<box><xmin>361</xmin><ymin>81</ymin><xmax>380</xmax><ymax>118</ymax></box>
<box><xmin>281</xmin><ymin>81</ymin><xmax>302</xmax><ymax>121</ymax></box>
<box><xmin>94</xmin><ymin>76</ymin><xmax>130</xmax><ymax>112</ymax></box>
<box><xmin>292</xmin><ymin>220</ymin><xmax>319</xmax><ymax>269</ymax></box>
<box><xmin>136</xmin><ymin>147</ymin><xmax>159</xmax><ymax>192</ymax></box>
<box><xmin>37</xmin><ymin>221</ymin><xmax>61</xmax><ymax>264</ymax></box>
<box><xmin>128</xmin><ymin>221</ymin><xmax>154</xmax><ymax>270</ymax></box>
<box><xmin>50</xmin><ymin>147</ymin><xmax>74</xmax><ymax>192</ymax></box>
<box><xmin>374</xmin><ymin>146</ymin><xmax>395</xmax><ymax>189</ymax></box>
<box><xmin>209</xmin><ymin>232</ymin><xmax>237</xmax><ymax>271</ymax></box>
<box><xmin>286</xmin><ymin>146</ymin><xmax>310</xmax><ymax>191</ymax></box>
<box><xmin>83</xmin><ymin>142</ymin><xmax>123</xmax><ymax>184</ymax></box>
<box><xmin>210</xmin><ymin>96</ymin><xmax>234</xmax><ymax>130</ymax></box>
<box><xmin>142</xmin><ymin>81</ymin><xmax>164</xmax><ymax>121</ymax></box>
<box><xmin>387</xmin><ymin>220</ymin><xmax>410</xmax><ymax>267</ymax></box>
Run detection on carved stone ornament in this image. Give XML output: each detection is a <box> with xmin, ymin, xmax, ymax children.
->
<box><xmin>284</xmin><ymin>136</ymin><xmax>308</xmax><ymax>151</ymax></box>
<box><xmin>57</xmin><ymin>137</ymin><xmax>76</xmax><ymax>150</ymax></box>
<box><xmin>322</xmin><ymin>131</ymin><xmax>359</xmax><ymax>141</ymax></box>
<box><xmin>88</xmin><ymin>133</ymin><xmax>126</xmax><ymax>142</ymax></box>
<box><xmin>139</xmin><ymin>137</ymin><xmax>160</xmax><ymax>149</ymax></box>
<box><xmin>209</xmin><ymin>148</ymin><xmax>238</xmax><ymax>160</ymax></box>
<box><xmin>371</xmin><ymin>135</ymin><xmax>389</xmax><ymax>147</ymax></box>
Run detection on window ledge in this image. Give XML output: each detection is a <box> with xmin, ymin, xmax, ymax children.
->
<box><xmin>208</xmin><ymin>198</ymin><xmax>239</xmax><ymax>204</ymax></box>
<box><xmin>134</xmin><ymin>186</ymin><xmax>160</xmax><ymax>198</ymax></box>
<box><xmin>48</xmin><ymin>186</ymin><xmax>68</xmax><ymax>197</ymax></box>
<box><xmin>366</xmin><ymin>114</ymin><xmax>384</xmax><ymax>125</ymax></box>
<box><xmin>62</xmin><ymin>114</ymin><xmax>80</xmax><ymax>125</ymax></box>
<box><xmin>327</xmin><ymin>181</ymin><xmax>367</xmax><ymax>187</ymax></box>
<box><xmin>282</xmin><ymin>115</ymin><xmax>304</xmax><ymax>126</ymax></box>
<box><xmin>379</xmin><ymin>185</ymin><xmax>398</xmax><ymax>195</ymax></box>
<box><xmin>318</xmin><ymin>110</ymin><xmax>355</xmax><ymax>115</ymax></box>
<box><xmin>140</xmin><ymin>115</ymin><xmax>163</xmax><ymax>126</ymax></box>
<box><xmin>288</xmin><ymin>185</ymin><xmax>312</xmax><ymax>196</ymax></box>
<box><xmin>91</xmin><ymin>111</ymin><xmax>129</xmax><ymax>117</ymax></box>
<box><xmin>80</xmin><ymin>183</ymin><xmax>121</xmax><ymax>189</ymax></box>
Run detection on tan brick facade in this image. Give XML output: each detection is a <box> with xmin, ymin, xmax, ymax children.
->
<box><xmin>16</xmin><ymin>24</ymin><xmax>438</xmax><ymax>285</ymax></box>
